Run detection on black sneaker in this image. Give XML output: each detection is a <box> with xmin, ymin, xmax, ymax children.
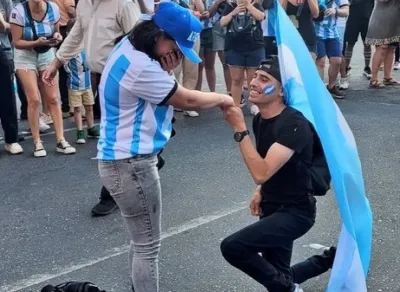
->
<box><xmin>55</xmin><ymin>281</ymin><xmax>106</xmax><ymax>292</ymax></box>
<box><xmin>345</xmin><ymin>66</ymin><xmax>351</xmax><ymax>77</ymax></box>
<box><xmin>327</xmin><ymin>85</ymin><xmax>345</xmax><ymax>99</ymax></box>
<box><xmin>363</xmin><ymin>67</ymin><xmax>372</xmax><ymax>80</ymax></box>
<box><xmin>91</xmin><ymin>198</ymin><xmax>118</xmax><ymax>216</ymax></box>
<box><xmin>323</xmin><ymin>246</ymin><xmax>337</xmax><ymax>269</ymax></box>
<box><xmin>56</xmin><ymin>139</ymin><xmax>76</xmax><ymax>155</ymax></box>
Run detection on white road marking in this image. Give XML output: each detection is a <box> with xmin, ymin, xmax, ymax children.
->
<box><xmin>0</xmin><ymin>202</ymin><xmax>248</xmax><ymax>292</ymax></box>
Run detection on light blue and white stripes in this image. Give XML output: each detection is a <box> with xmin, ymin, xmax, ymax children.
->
<box><xmin>271</xmin><ymin>1</ymin><xmax>373</xmax><ymax>291</ymax></box>
<box><xmin>97</xmin><ymin>39</ymin><xmax>175</xmax><ymax>161</ymax></box>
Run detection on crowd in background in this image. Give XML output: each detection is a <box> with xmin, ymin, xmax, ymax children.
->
<box><xmin>0</xmin><ymin>0</ymin><xmax>399</xmax><ymax>158</ymax></box>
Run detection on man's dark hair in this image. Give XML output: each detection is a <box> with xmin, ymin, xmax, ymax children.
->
<box><xmin>128</xmin><ymin>20</ymin><xmax>173</xmax><ymax>61</ymax></box>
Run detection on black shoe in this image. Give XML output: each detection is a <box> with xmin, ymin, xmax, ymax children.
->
<box><xmin>327</xmin><ymin>85</ymin><xmax>345</xmax><ymax>99</ymax></box>
<box><xmin>55</xmin><ymin>281</ymin><xmax>106</xmax><ymax>292</ymax></box>
<box><xmin>157</xmin><ymin>154</ymin><xmax>165</xmax><ymax>170</ymax></box>
<box><xmin>363</xmin><ymin>67</ymin><xmax>372</xmax><ymax>80</ymax></box>
<box><xmin>91</xmin><ymin>198</ymin><xmax>118</xmax><ymax>217</ymax></box>
<box><xmin>323</xmin><ymin>246</ymin><xmax>337</xmax><ymax>269</ymax></box>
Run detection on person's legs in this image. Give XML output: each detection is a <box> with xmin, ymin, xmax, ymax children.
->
<box><xmin>228</xmin><ymin>66</ymin><xmax>245</xmax><ymax>107</ymax></box>
<box><xmin>0</xmin><ymin>54</ymin><xmax>21</xmax><ymax>153</ymax></box>
<box><xmin>395</xmin><ymin>44</ymin><xmax>400</xmax><ymax>63</ymax></box>
<box><xmin>316</xmin><ymin>38</ymin><xmax>327</xmax><ymax>79</ymax></box>
<box><xmin>17</xmin><ymin>70</ymin><xmax>41</xmax><ymax>143</ymax></box>
<box><xmin>291</xmin><ymin>247</ymin><xmax>336</xmax><ymax>284</ymax></box>
<box><xmin>204</xmin><ymin>50</ymin><xmax>216</xmax><ymax>92</ymax></box>
<box><xmin>59</xmin><ymin>65</ymin><xmax>71</xmax><ymax>116</ymax></box>
<box><xmin>195</xmin><ymin>48</ymin><xmax>204</xmax><ymax>91</ymax></box>
<box><xmin>98</xmin><ymin>156</ymin><xmax>161</xmax><ymax>292</ymax></box>
<box><xmin>326</xmin><ymin>39</ymin><xmax>342</xmax><ymax>89</ymax></box>
<box><xmin>181</xmin><ymin>38</ymin><xmax>200</xmax><ymax>117</ymax></box>
<box><xmin>383</xmin><ymin>45</ymin><xmax>398</xmax><ymax>83</ymax></box>
<box><xmin>16</xmin><ymin>74</ymin><xmax>28</xmax><ymax>120</ymax></box>
<box><xmin>220</xmin><ymin>206</ymin><xmax>315</xmax><ymax>291</ymax></box>
<box><xmin>370</xmin><ymin>45</ymin><xmax>387</xmax><ymax>87</ymax></box>
<box><xmin>91</xmin><ymin>72</ymin><xmax>102</xmax><ymax>119</ymax></box>
<box><xmin>38</xmin><ymin>50</ymin><xmax>76</xmax><ymax>154</ymax></box>
<box><xmin>225</xmin><ymin>50</ymin><xmax>245</xmax><ymax>106</ymax></box>
<box><xmin>218</xmin><ymin>50</ymin><xmax>231</xmax><ymax>94</ymax></box>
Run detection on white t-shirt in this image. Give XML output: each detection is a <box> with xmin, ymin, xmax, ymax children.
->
<box><xmin>97</xmin><ymin>37</ymin><xmax>177</xmax><ymax>161</ymax></box>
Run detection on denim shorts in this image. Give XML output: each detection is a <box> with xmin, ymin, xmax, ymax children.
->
<box><xmin>200</xmin><ymin>28</ymin><xmax>213</xmax><ymax>52</ymax></box>
<box><xmin>225</xmin><ymin>47</ymin><xmax>265</xmax><ymax>68</ymax></box>
<box><xmin>316</xmin><ymin>38</ymin><xmax>342</xmax><ymax>59</ymax></box>
<box><xmin>14</xmin><ymin>48</ymin><xmax>55</xmax><ymax>72</ymax></box>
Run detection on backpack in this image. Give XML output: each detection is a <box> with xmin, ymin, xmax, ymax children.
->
<box><xmin>260</xmin><ymin>107</ymin><xmax>332</xmax><ymax>196</ymax></box>
<box><xmin>228</xmin><ymin>4</ymin><xmax>257</xmax><ymax>38</ymax></box>
<box><xmin>41</xmin><ymin>282</ymin><xmax>106</xmax><ymax>292</ymax></box>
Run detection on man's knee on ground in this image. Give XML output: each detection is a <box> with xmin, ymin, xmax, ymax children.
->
<box><xmin>220</xmin><ymin>236</ymin><xmax>245</xmax><ymax>261</ymax></box>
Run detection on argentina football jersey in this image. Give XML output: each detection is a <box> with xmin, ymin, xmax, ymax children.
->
<box><xmin>10</xmin><ymin>1</ymin><xmax>60</xmax><ymax>40</ymax></box>
<box><xmin>97</xmin><ymin>38</ymin><xmax>177</xmax><ymax>161</ymax></box>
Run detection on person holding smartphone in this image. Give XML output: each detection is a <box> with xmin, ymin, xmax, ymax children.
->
<box><xmin>10</xmin><ymin>0</ymin><xmax>76</xmax><ymax>157</ymax></box>
<box><xmin>220</xmin><ymin>0</ymin><xmax>265</xmax><ymax>111</ymax></box>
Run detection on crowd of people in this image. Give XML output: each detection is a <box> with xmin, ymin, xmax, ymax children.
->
<box><xmin>0</xmin><ymin>0</ymin><xmax>399</xmax><ymax>156</ymax></box>
<box><xmin>0</xmin><ymin>0</ymin><xmax>399</xmax><ymax>291</ymax></box>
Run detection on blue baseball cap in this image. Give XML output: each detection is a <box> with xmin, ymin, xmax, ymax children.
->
<box><xmin>153</xmin><ymin>2</ymin><xmax>203</xmax><ymax>63</ymax></box>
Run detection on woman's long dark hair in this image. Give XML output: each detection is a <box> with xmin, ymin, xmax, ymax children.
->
<box><xmin>128</xmin><ymin>20</ymin><xmax>173</xmax><ymax>61</ymax></box>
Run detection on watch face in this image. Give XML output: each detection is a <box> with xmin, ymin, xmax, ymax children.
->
<box><xmin>234</xmin><ymin>132</ymin><xmax>242</xmax><ymax>142</ymax></box>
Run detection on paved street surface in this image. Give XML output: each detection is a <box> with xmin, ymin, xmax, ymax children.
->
<box><xmin>1</xmin><ymin>44</ymin><xmax>400</xmax><ymax>292</ymax></box>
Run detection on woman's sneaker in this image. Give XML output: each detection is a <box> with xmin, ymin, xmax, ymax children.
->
<box><xmin>39</xmin><ymin>118</ymin><xmax>50</xmax><ymax>133</ymax></box>
<box><xmin>363</xmin><ymin>67</ymin><xmax>372</xmax><ymax>79</ymax></box>
<box><xmin>184</xmin><ymin>110</ymin><xmax>199</xmax><ymax>117</ymax></box>
<box><xmin>87</xmin><ymin>126</ymin><xmax>100</xmax><ymax>138</ymax></box>
<box><xmin>394</xmin><ymin>61</ymin><xmax>400</xmax><ymax>70</ymax></box>
<box><xmin>34</xmin><ymin>141</ymin><xmax>47</xmax><ymax>157</ymax></box>
<box><xmin>5</xmin><ymin>143</ymin><xmax>23</xmax><ymax>155</ymax></box>
<box><xmin>56</xmin><ymin>139</ymin><xmax>76</xmax><ymax>155</ymax></box>
<box><xmin>76</xmin><ymin>130</ymin><xmax>86</xmax><ymax>144</ymax></box>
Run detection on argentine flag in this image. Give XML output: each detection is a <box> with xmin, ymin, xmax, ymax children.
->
<box><xmin>270</xmin><ymin>1</ymin><xmax>373</xmax><ymax>291</ymax></box>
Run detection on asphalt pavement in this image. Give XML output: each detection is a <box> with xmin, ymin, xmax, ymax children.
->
<box><xmin>0</xmin><ymin>44</ymin><xmax>399</xmax><ymax>292</ymax></box>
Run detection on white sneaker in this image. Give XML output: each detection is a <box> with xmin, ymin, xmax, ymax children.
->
<box><xmin>41</xmin><ymin>114</ymin><xmax>53</xmax><ymax>125</ymax></box>
<box><xmin>250</xmin><ymin>104</ymin><xmax>260</xmax><ymax>116</ymax></box>
<box><xmin>34</xmin><ymin>141</ymin><xmax>47</xmax><ymax>157</ymax></box>
<box><xmin>56</xmin><ymin>139</ymin><xmax>76</xmax><ymax>155</ymax></box>
<box><xmin>294</xmin><ymin>284</ymin><xmax>304</xmax><ymax>292</ymax></box>
<box><xmin>394</xmin><ymin>62</ymin><xmax>400</xmax><ymax>70</ymax></box>
<box><xmin>5</xmin><ymin>143</ymin><xmax>23</xmax><ymax>155</ymax></box>
<box><xmin>339</xmin><ymin>78</ymin><xmax>349</xmax><ymax>90</ymax></box>
<box><xmin>39</xmin><ymin>118</ymin><xmax>50</xmax><ymax>132</ymax></box>
<box><xmin>184</xmin><ymin>110</ymin><xmax>199</xmax><ymax>117</ymax></box>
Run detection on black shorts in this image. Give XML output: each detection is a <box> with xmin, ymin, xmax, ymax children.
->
<box><xmin>200</xmin><ymin>28</ymin><xmax>213</xmax><ymax>52</ymax></box>
<box><xmin>344</xmin><ymin>15</ymin><xmax>369</xmax><ymax>45</ymax></box>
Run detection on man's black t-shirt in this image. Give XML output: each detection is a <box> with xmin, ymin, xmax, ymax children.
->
<box><xmin>222</xmin><ymin>2</ymin><xmax>265</xmax><ymax>52</ymax></box>
<box><xmin>286</xmin><ymin>3</ymin><xmax>316</xmax><ymax>48</ymax></box>
<box><xmin>252</xmin><ymin>107</ymin><xmax>314</xmax><ymax>205</ymax></box>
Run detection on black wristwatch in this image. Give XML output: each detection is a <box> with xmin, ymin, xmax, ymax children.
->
<box><xmin>234</xmin><ymin>130</ymin><xmax>250</xmax><ymax>142</ymax></box>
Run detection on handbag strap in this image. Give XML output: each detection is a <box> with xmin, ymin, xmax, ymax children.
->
<box><xmin>296</xmin><ymin>3</ymin><xmax>304</xmax><ymax>18</ymax></box>
<box><xmin>23</xmin><ymin>1</ymin><xmax>39</xmax><ymax>40</ymax></box>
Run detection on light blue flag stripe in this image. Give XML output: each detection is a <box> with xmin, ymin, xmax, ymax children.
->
<box><xmin>271</xmin><ymin>1</ymin><xmax>373</xmax><ymax>291</ymax></box>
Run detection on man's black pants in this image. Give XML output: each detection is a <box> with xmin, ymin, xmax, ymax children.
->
<box><xmin>221</xmin><ymin>197</ymin><xmax>332</xmax><ymax>292</ymax></box>
<box><xmin>58</xmin><ymin>26</ymin><xmax>70</xmax><ymax>114</ymax></box>
<box><xmin>0</xmin><ymin>52</ymin><xmax>19</xmax><ymax>144</ymax></box>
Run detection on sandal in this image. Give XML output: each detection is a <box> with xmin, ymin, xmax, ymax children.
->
<box><xmin>383</xmin><ymin>78</ymin><xmax>400</xmax><ymax>86</ymax></box>
<box><xmin>369</xmin><ymin>79</ymin><xmax>385</xmax><ymax>89</ymax></box>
